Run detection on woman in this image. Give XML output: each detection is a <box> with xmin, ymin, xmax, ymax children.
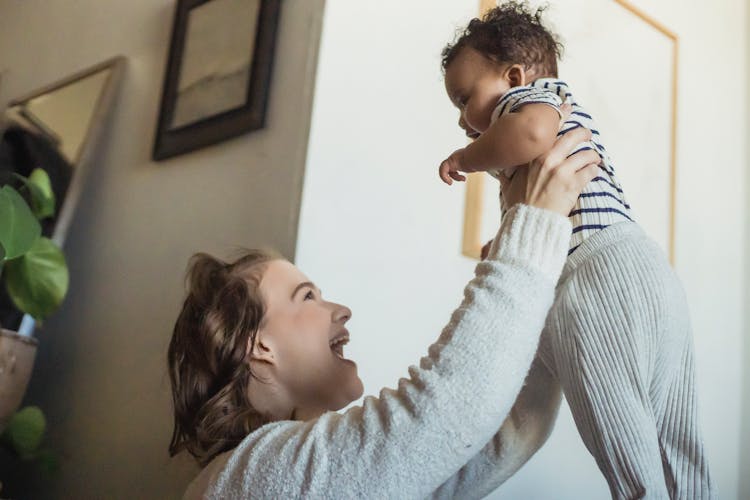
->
<box><xmin>168</xmin><ymin>127</ymin><xmax>599</xmax><ymax>499</ymax></box>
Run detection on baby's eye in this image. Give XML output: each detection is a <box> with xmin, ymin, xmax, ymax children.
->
<box><xmin>458</xmin><ymin>96</ymin><xmax>468</xmax><ymax>108</ymax></box>
<box><xmin>304</xmin><ymin>290</ymin><xmax>315</xmax><ymax>300</ymax></box>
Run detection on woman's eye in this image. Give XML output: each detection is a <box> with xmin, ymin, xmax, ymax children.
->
<box><xmin>304</xmin><ymin>290</ymin><xmax>315</xmax><ymax>300</ymax></box>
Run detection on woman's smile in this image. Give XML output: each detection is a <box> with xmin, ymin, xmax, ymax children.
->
<box><xmin>329</xmin><ymin>328</ymin><xmax>350</xmax><ymax>359</ymax></box>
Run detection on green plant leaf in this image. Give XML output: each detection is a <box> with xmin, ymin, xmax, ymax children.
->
<box><xmin>35</xmin><ymin>448</ymin><xmax>60</xmax><ymax>474</ymax></box>
<box><xmin>13</xmin><ymin>170</ymin><xmax>55</xmax><ymax>220</ymax></box>
<box><xmin>0</xmin><ymin>185</ymin><xmax>41</xmax><ymax>260</ymax></box>
<box><xmin>5</xmin><ymin>237</ymin><xmax>68</xmax><ymax>320</ymax></box>
<box><xmin>2</xmin><ymin>406</ymin><xmax>45</xmax><ymax>459</ymax></box>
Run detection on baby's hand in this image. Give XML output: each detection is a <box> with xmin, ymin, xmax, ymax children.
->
<box><xmin>439</xmin><ymin>148</ymin><xmax>468</xmax><ymax>185</ymax></box>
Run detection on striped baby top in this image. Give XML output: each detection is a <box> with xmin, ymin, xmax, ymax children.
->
<box><xmin>488</xmin><ymin>78</ymin><xmax>633</xmax><ymax>255</ymax></box>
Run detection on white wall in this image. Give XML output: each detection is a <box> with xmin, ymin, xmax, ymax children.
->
<box><xmin>741</xmin><ymin>1</ymin><xmax>750</xmax><ymax>496</ymax></box>
<box><xmin>297</xmin><ymin>0</ymin><xmax>747</xmax><ymax>498</ymax></box>
<box><xmin>0</xmin><ymin>0</ymin><xmax>324</xmax><ymax>497</ymax></box>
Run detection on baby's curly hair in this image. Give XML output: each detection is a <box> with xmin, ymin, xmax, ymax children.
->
<box><xmin>442</xmin><ymin>1</ymin><xmax>562</xmax><ymax>78</ymax></box>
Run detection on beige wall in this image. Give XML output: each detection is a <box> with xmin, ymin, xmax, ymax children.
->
<box><xmin>0</xmin><ymin>0</ymin><xmax>323</xmax><ymax>497</ymax></box>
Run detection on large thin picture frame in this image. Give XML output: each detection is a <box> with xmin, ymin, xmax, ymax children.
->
<box><xmin>152</xmin><ymin>0</ymin><xmax>281</xmax><ymax>161</ymax></box>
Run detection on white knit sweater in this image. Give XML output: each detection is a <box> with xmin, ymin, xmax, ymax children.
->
<box><xmin>183</xmin><ymin>205</ymin><xmax>572</xmax><ymax>499</ymax></box>
<box><xmin>434</xmin><ymin>223</ymin><xmax>715</xmax><ymax>500</ymax></box>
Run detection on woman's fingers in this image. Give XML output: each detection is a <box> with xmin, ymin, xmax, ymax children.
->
<box><xmin>557</xmin><ymin>125</ymin><xmax>593</xmax><ymax>150</ymax></box>
<box><xmin>559</xmin><ymin>102</ymin><xmax>573</xmax><ymax>123</ymax></box>
<box><xmin>540</xmin><ymin>127</ymin><xmax>593</xmax><ymax>169</ymax></box>
<box><xmin>572</xmin><ymin>163</ymin><xmax>600</xmax><ymax>191</ymax></box>
<box><xmin>548</xmin><ymin>151</ymin><xmax>600</xmax><ymax>200</ymax></box>
<box><xmin>556</xmin><ymin>149</ymin><xmax>601</xmax><ymax>177</ymax></box>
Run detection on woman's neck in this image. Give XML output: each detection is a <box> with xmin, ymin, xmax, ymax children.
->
<box><xmin>249</xmin><ymin>379</ymin><xmax>328</xmax><ymax>422</ymax></box>
<box><xmin>292</xmin><ymin>406</ymin><xmax>327</xmax><ymax>421</ymax></box>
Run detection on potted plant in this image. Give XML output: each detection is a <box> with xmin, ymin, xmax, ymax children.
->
<box><xmin>0</xmin><ymin>168</ymin><xmax>68</xmax><ymax>434</ymax></box>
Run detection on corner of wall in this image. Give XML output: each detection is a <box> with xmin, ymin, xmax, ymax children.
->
<box><xmin>286</xmin><ymin>0</ymin><xmax>326</xmax><ymax>263</ymax></box>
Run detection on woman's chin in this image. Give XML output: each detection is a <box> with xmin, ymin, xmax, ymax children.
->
<box><xmin>332</xmin><ymin>375</ymin><xmax>364</xmax><ymax>410</ymax></box>
<box><xmin>327</xmin><ymin>353</ymin><xmax>364</xmax><ymax>407</ymax></box>
<box><xmin>350</xmin><ymin>376</ymin><xmax>364</xmax><ymax>400</ymax></box>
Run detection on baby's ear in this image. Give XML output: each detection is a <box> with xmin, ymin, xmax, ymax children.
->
<box><xmin>506</xmin><ymin>64</ymin><xmax>527</xmax><ymax>87</ymax></box>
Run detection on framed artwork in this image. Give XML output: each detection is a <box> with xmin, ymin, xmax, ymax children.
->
<box><xmin>464</xmin><ymin>0</ymin><xmax>679</xmax><ymax>263</ymax></box>
<box><xmin>152</xmin><ymin>0</ymin><xmax>281</xmax><ymax>161</ymax></box>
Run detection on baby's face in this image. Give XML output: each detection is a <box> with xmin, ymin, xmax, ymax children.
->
<box><xmin>445</xmin><ymin>47</ymin><xmax>513</xmax><ymax>138</ymax></box>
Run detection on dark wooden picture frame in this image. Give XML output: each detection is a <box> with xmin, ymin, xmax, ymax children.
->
<box><xmin>152</xmin><ymin>0</ymin><xmax>280</xmax><ymax>161</ymax></box>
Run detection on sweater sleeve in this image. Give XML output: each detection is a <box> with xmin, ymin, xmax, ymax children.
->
<box><xmin>430</xmin><ymin>353</ymin><xmax>563</xmax><ymax>499</ymax></box>
<box><xmin>188</xmin><ymin>205</ymin><xmax>571</xmax><ymax>500</ymax></box>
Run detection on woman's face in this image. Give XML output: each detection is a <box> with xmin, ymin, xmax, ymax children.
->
<box><xmin>255</xmin><ymin>260</ymin><xmax>364</xmax><ymax>416</ymax></box>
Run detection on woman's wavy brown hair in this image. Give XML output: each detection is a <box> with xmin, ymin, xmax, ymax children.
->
<box><xmin>167</xmin><ymin>249</ymin><xmax>279</xmax><ymax>466</ymax></box>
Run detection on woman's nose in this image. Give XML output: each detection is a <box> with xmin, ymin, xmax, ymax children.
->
<box><xmin>332</xmin><ymin>303</ymin><xmax>352</xmax><ymax>324</ymax></box>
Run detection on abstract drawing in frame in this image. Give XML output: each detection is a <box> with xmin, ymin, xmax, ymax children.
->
<box><xmin>153</xmin><ymin>0</ymin><xmax>281</xmax><ymax>161</ymax></box>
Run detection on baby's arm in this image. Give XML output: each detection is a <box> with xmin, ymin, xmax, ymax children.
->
<box><xmin>439</xmin><ymin>102</ymin><xmax>564</xmax><ymax>185</ymax></box>
<box><xmin>465</xmin><ymin>103</ymin><xmax>560</xmax><ymax>172</ymax></box>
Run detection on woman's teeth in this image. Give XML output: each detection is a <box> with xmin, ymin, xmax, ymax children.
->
<box><xmin>330</xmin><ymin>337</ymin><xmax>349</xmax><ymax>358</ymax></box>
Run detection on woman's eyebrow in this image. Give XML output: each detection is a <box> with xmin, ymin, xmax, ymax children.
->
<box><xmin>291</xmin><ymin>281</ymin><xmax>316</xmax><ymax>299</ymax></box>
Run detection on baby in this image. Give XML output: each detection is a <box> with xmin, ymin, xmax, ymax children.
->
<box><xmin>439</xmin><ymin>3</ymin><xmax>714</xmax><ymax>498</ymax></box>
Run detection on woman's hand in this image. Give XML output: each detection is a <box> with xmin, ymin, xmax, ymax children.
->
<box><xmin>525</xmin><ymin>127</ymin><xmax>600</xmax><ymax>215</ymax></box>
<box><xmin>500</xmin><ymin>126</ymin><xmax>599</xmax><ymax>217</ymax></box>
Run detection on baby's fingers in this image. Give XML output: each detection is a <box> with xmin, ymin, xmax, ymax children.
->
<box><xmin>450</xmin><ymin>171</ymin><xmax>466</xmax><ymax>183</ymax></box>
<box><xmin>439</xmin><ymin>162</ymin><xmax>453</xmax><ymax>185</ymax></box>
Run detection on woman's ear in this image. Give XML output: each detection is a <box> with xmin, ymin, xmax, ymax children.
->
<box><xmin>248</xmin><ymin>332</ymin><xmax>275</xmax><ymax>365</ymax></box>
<box><xmin>506</xmin><ymin>64</ymin><xmax>527</xmax><ymax>88</ymax></box>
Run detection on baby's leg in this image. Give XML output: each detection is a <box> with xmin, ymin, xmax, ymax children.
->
<box><xmin>650</xmin><ymin>275</ymin><xmax>715</xmax><ymax>499</ymax></box>
<box><xmin>545</xmin><ymin>234</ymin><xmax>673</xmax><ymax>498</ymax></box>
<box><xmin>547</xmin><ymin>301</ymin><xmax>668</xmax><ymax>498</ymax></box>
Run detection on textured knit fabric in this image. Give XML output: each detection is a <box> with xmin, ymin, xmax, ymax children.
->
<box><xmin>432</xmin><ymin>223</ymin><xmax>714</xmax><ymax>500</ymax></box>
<box><xmin>182</xmin><ymin>205</ymin><xmax>573</xmax><ymax>499</ymax></box>
<box><xmin>542</xmin><ymin>223</ymin><xmax>714</xmax><ymax>499</ymax></box>
<box><xmin>489</xmin><ymin>78</ymin><xmax>633</xmax><ymax>255</ymax></box>
<box><xmin>432</xmin><ymin>353</ymin><xmax>564</xmax><ymax>499</ymax></box>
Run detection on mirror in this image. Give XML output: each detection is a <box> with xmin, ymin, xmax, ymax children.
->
<box><xmin>8</xmin><ymin>69</ymin><xmax>113</xmax><ymax>165</ymax></box>
<box><xmin>0</xmin><ymin>56</ymin><xmax>125</xmax><ymax>334</ymax></box>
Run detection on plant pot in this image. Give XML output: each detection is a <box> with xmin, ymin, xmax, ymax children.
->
<box><xmin>0</xmin><ymin>329</ymin><xmax>37</xmax><ymax>435</ymax></box>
